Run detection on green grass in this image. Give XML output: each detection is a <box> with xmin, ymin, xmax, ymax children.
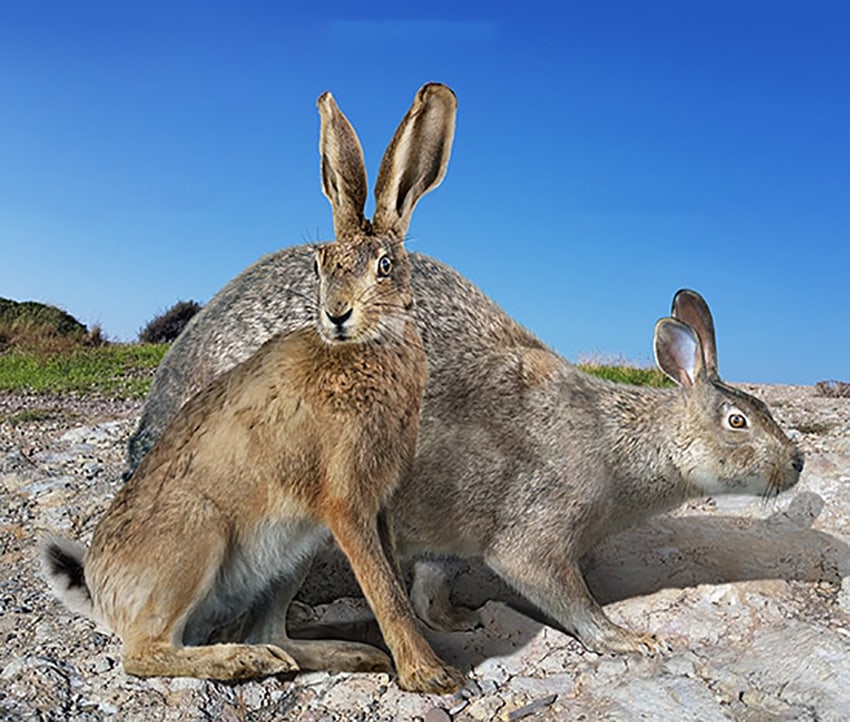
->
<box><xmin>0</xmin><ymin>340</ymin><xmax>670</xmax><ymax>402</ymax></box>
<box><xmin>578</xmin><ymin>363</ymin><xmax>673</xmax><ymax>388</ymax></box>
<box><xmin>0</xmin><ymin>344</ymin><xmax>168</xmax><ymax>399</ymax></box>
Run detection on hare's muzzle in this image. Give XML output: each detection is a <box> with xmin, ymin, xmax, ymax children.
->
<box><xmin>322</xmin><ymin>307</ymin><xmax>354</xmax><ymax>342</ymax></box>
<box><xmin>326</xmin><ymin>308</ymin><xmax>353</xmax><ymax>328</ymax></box>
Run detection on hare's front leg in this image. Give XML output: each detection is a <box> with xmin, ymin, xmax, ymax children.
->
<box><xmin>326</xmin><ymin>506</ymin><xmax>465</xmax><ymax>694</ymax></box>
<box><xmin>488</xmin><ymin>546</ymin><xmax>670</xmax><ymax>656</ymax></box>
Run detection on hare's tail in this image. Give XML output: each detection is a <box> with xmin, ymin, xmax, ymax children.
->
<box><xmin>41</xmin><ymin>535</ymin><xmax>96</xmax><ymax>621</ymax></box>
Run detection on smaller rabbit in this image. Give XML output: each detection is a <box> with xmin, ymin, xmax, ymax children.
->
<box><xmin>395</xmin><ymin>288</ymin><xmax>805</xmax><ymax>654</ymax></box>
<box><xmin>41</xmin><ymin>83</ymin><xmax>464</xmax><ymax>694</ymax></box>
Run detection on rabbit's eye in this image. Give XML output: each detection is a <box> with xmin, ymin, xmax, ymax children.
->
<box><xmin>377</xmin><ymin>255</ymin><xmax>392</xmax><ymax>278</ymax></box>
<box><xmin>728</xmin><ymin>413</ymin><xmax>748</xmax><ymax>430</ymax></box>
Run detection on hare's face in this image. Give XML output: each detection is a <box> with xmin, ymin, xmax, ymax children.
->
<box><xmin>680</xmin><ymin>382</ymin><xmax>804</xmax><ymax>498</ymax></box>
<box><xmin>315</xmin><ymin>236</ymin><xmax>414</xmax><ymax>344</ymax></box>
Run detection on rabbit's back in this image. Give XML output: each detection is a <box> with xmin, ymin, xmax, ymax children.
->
<box><xmin>129</xmin><ymin>246</ymin><xmax>547</xmax><ymax>472</ymax></box>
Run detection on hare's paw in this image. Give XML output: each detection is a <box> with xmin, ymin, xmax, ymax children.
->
<box><xmin>325</xmin><ymin>642</ymin><xmax>393</xmax><ymax>674</ymax></box>
<box><xmin>585</xmin><ymin>625</ymin><xmax>672</xmax><ymax>657</ymax></box>
<box><xmin>240</xmin><ymin>644</ymin><xmax>300</xmax><ymax>677</ymax></box>
<box><xmin>398</xmin><ymin>660</ymin><xmax>465</xmax><ymax>695</ymax></box>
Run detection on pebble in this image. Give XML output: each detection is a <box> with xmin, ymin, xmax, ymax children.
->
<box><xmin>424</xmin><ymin>707</ymin><xmax>452</xmax><ymax>722</ymax></box>
<box><xmin>4</xmin><ymin>386</ymin><xmax>850</xmax><ymax>720</ymax></box>
<box><xmin>507</xmin><ymin>694</ymin><xmax>557</xmax><ymax>721</ymax></box>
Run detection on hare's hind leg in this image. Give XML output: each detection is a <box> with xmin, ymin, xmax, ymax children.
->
<box><xmin>487</xmin><ymin>545</ymin><xmax>670</xmax><ymax>656</ymax></box>
<box><xmin>123</xmin><ymin>639</ymin><xmax>297</xmax><ymax>680</ymax></box>
<box><xmin>245</xmin><ymin>556</ymin><xmax>392</xmax><ymax>674</ymax></box>
<box><xmin>96</xmin><ymin>507</ymin><xmax>299</xmax><ymax>681</ymax></box>
<box><xmin>327</xmin><ymin>507</ymin><xmax>465</xmax><ymax>694</ymax></box>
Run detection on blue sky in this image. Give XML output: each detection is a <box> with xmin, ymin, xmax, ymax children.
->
<box><xmin>1</xmin><ymin>1</ymin><xmax>848</xmax><ymax>385</ymax></box>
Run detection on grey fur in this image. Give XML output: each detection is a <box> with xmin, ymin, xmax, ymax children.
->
<box><xmin>130</xmin><ymin>248</ymin><xmax>802</xmax><ymax>654</ymax></box>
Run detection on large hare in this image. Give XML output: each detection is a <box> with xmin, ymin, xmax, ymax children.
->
<box><xmin>42</xmin><ymin>83</ymin><xmax>465</xmax><ymax>693</ymax></box>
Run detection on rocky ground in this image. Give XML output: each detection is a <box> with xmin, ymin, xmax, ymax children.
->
<box><xmin>1</xmin><ymin>384</ymin><xmax>849</xmax><ymax>721</ymax></box>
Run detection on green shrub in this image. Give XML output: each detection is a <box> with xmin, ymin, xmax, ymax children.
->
<box><xmin>138</xmin><ymin>300</ymin><xmax>202</xmax><ymax>344</ymax></box>
<box><xmin>0</xmin><ymin>297</ymin><xmax>88</xmax><ymax>347</ymax></box>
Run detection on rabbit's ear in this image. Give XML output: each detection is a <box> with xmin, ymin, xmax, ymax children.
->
<box><xmin>318</xmin><ymin>91</ymin><xmax>369</xmax><ymax>241</ymax></box>
<box><xmin>654</xmin><ymin>318</ymin><xmax>706</xmax><ymax>388</ymax></box>
<box><xmin>373</xmin><ymin>83</ymin><xmax>457</xmax><ymax>239</ymax></box>
<box><xmin>671</xmin><ymin>289</ymin><xmax>718</xmax><ymax>378</ymax></box>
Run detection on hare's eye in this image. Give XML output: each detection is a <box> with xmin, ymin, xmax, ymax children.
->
<box><xmin>377</xmin><ymin>255</ymin><xmax>392</xmax><ymax>278</ymax></box>
<box><xmin>728</xmin><ymin>413</ymin><xmax>748</xmax><ymax>430</ymax></box>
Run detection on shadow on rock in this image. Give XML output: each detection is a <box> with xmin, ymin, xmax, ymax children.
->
<box><xmin>584</xmin><ymin>491</ymin><xmax>850</xmax><ymax>604</ymax></box>
<box><xmin>294</xmin><ymin>491</ymin><xmax>848</xmax><ymax>670</ymax></box>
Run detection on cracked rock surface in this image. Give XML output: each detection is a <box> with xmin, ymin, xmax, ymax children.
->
<box><xmin>1</xmin><ymin>384</ymin><xmax>849</xmax><ymax>721</ymax></box>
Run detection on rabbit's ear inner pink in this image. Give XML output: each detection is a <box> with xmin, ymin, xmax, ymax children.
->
<box><xmin>373</xmin><ymin>83</ymin><xmax>457</xmax><ymax>240</ymax></box>
<box><xmin>671</xmin><ymin>289</ymin><xmax>718</xmax><ymax>378</ymax></box>
<box><xmin>317</xmin><ymin>91</ymin><xmax>369</xmax><ymax>241</ymax></box>
<box><xmin>654</xmin><ymin>318</ymin><xmax>705</xmax><ymax>388</ymax></box>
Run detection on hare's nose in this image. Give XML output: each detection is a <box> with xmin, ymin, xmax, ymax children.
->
<box><xmin>326</xmin><ymin>308</ymin><xmax>352</xmax><ymax>327</ymax></box>
<box><xmin>791</xmin><ymin>452</ymin><xmax>804</xmax><ymax>474</ymax></box>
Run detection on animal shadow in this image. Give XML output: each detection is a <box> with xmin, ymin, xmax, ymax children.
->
<box><xmin>294</xmin><ymin>491</ymin><xmax>849</xmax><ymax>672</ymax></box>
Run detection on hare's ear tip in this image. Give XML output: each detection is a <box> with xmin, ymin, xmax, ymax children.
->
<box><xmin>317</xmin><ymin>91</ymin><xmax>335</xmax><ymax>109</ymax></box>
<box><xmin>673</xmin><ymin>288</ymin><xmax>696</xmax><ymax>302</ymax></box>
<box><xmin>418</xmin><ymin>82</ymin><xmax>457</xmax><ymax>101</ymax></box>
<box><xmin>671</xmin><ymin>288</ymin><xmax>706</xmax><ymax>312</ymax></box>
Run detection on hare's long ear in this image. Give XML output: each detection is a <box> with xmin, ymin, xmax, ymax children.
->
<box><xmin>318</xmin><ymin>91</ymin><xmax>368</xmax><ymax>241</ymax></box>
<box><xmin>671</xmin><ymin>289</ymin><xmax>718</xmax><ymax>378</ymax></box>
<box><xmin>373</xmin><ymin>83</ymin><xmax>457</xmax><ymax>239</ymax></box>
<box><xmin>654</xmin><ymin>318</ymin><xmax>707</xmax><ymax>388</ymax></box>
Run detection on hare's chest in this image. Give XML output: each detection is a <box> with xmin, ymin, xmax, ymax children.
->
<box><xmin>314</xmin><ymin>356</ymin><xmax>423</xmax><ymax>418</ymax></box>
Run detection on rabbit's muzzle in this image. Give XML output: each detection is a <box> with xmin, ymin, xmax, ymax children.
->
<box><xmin>768</xmin><ymin>447</ymin><xmax>805</xmax><ymax>498</ymax></box>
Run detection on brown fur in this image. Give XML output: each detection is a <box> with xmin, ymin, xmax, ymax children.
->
<box><xmin>43</xmin><ymin>83</ymin><xmax>464</xmax><ymax>693</ymax></box>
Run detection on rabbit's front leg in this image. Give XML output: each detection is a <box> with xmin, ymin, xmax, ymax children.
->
<box><xmin>488</xmin><ymin>548</ymin><xmax>671</xmax><ymax>656</ymax></box>
<box><xmin>326</xmin><ymin>505</ymin><xmax>465</xmax><ymax>694</ymax></box>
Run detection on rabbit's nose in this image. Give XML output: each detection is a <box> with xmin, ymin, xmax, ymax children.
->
<box><xmin>326</xmin><ymin>308</ymin><xmax>352</xmax><ymax>327</ymax></box>
<box><xmin>791</xmin><ymin>453</ymin><xmax>804</xmax><ymax>474</ymax></box>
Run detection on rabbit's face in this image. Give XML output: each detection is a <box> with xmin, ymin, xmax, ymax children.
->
<box><xmin>680</xmin><ymin>381</ymin><xmax>803</xmax><ymax>498</ymax></box>
<box><xmin>314</xmin><ymin>235</ymin><xmax>413</xmax><ymax>344</ymax></box>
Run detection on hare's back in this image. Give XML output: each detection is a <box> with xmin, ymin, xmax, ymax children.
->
<box><xmin>128</xmin><ymin>245</ymin><xmax>546</xmax><ymax>473</ymax></box>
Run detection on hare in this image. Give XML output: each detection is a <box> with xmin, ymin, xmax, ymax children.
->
<box><xmin>128</xmin><ymin>253</ymin><xmax>803</xmax><ymax>654</ymax></box>
<box><xmin>42</xmin><ymin>83</ymin><xmax>465</xmax><ymax>693</ymax></box>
